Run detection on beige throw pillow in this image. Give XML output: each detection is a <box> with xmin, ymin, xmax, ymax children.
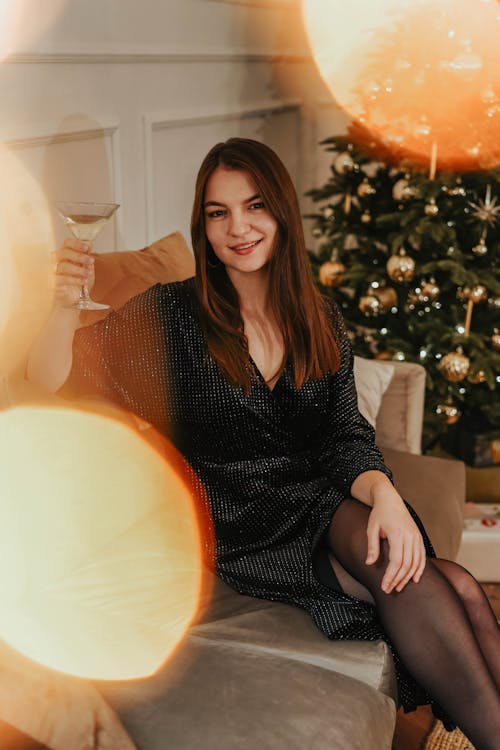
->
<box><xmin>353</xmin><ymin>356</ymin><xmax>395</xmax><ymax>428</ymax></box>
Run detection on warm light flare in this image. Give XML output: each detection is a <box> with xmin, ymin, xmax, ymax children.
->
<box><xmin>0</xmin><ymin>145</ymin><xmax>54</xmax><ymax>377</ymax></box>
<box><xmin>303</xmin><ymin>0</ymin><xmax>500</xmax><ymax>170</ymax></box>
<box><xmin>0</xmin><ymin>406</ymin><xmax>203</xmax><ymax>680</ymax></box>
<box><xmin>0</xmin><ymin>0</ymin><xmax>67</xmax><ymax>61</ymax></box>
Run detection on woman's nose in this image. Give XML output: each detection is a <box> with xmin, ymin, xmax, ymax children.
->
<box><xmin>228</xmin><ymin>212</ymin><xmax>251</xmax><ymax>236</ymax></box>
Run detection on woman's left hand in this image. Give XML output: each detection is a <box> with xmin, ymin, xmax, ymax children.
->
<box><xmin>366</xmin><ymin>484</ymin><xmax>426</xmax><ymax>594</ymax></box>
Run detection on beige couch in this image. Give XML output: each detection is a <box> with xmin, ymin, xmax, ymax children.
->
<box><xmin>0</xmin><ymin>234</ymin><xmax>465</xmax><ymax>750</ymax></box>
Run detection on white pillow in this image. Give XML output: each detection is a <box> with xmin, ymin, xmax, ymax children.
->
<box><xmin>353</xmin><ymin>356</ymin><xmax>395</xmax><ymax>428</ymax></box>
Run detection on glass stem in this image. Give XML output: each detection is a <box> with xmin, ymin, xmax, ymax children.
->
<box><xmin>79</xmin><ymin>240</ymin><xmax>94</xmax><ymax>304</ymax></box>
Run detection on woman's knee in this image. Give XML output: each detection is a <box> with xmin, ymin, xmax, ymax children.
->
<box><xmin>431</xmin><ymin>558</ymin><xmax>484</xmax><ymax>607</ymax></box>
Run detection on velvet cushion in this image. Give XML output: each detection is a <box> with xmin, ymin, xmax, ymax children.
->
<box><xmin>82</xmin><ymin>231</ymin><xmax>195</xmax><ymax>325</ymax></box>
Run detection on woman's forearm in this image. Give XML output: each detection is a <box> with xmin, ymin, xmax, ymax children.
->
<box><xmin>350</xmin><ymin>470</ymin><xmax>401</xmax><ymax>508</ymax></box>
<box><xmin>26</xmin><ymin>306</ymin><xmax>81</xmax><ymax>393</ymax></box>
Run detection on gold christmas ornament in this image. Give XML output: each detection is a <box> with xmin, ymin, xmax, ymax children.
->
<box><xmin>322</xmin><ymin>206</ymin><xmax>334</xmax><ymax>219</ymax></box>
<box><xmin>421</xmin><ymin>279</ymin><xmax>440</xmax><ymax>301</ymax></box>
<box><xmin>392</xmin><ymin>178</ymin><xmax>416</xmax><ymax>202</ymax></box>
<box><xmin>472</xmin><ymin>238</ymin><xmax>488</xmax><ymax>256</ymax></box>
<box><xmin>469</xmin><ymin>284</ymin><xmax>488</xmax><ymax>304</ymax></box>
<box><xmin>386</xmin><ymin>250</ymin><xmax>415</xmax><ymax>283</ymax></box>
<box><xmin>424</xmin><ymin>198</ymin><xmax>439</xmax><ymax>216</ymax></box>
<box><xmin>468</xmin><ymin>185</ymin><xmax>500</xmax><ymax>229</ymax></box>
<box><xmin>492</xmin><ymin>330</ymin><xmax>500</xmax><ymax>351</ymax></box>
<box><xmin>334</xmin><ymin>151</ymin><xmax>355</xmax><ymax>174</ymax></box>
<box><xmin>359</xmin><ymin>295</ymin><xmax>381</xmax><ymax>316</ymax></box>
<box><xmin>357</xmin><ymin>178</ymin><xmax>376</xmax><ymax>198</ymax></box>
<box><xmin>448</xmin><ymin>184</ymin><xmax>466</xmax><ymax>197</ymax></box>
<box><xmin>360</xmin><ymin>209</ymin><xmax>371</xmax><ymax>223</ymax></box>
<box><xmin>489</xmin><ymin>440</ymin><xmax>500</xmax><ymax>463</ymax></box>
<box><xmin>468</xmin><ymin>370</ymin><xmax>486</xmax><ymax>384</ymax></box>
<box><xmin>371</xmin><ymin>285</ymin><xmax>398</xmax><ymax>312</ymax></box>
<box><xmin>438</xmin><ymin>348</ymin><xmax>470</xmax><ymax>383</ymax></box>
<box><xmin>457</xmin><ymin>285</ymin><xmax>488</xmax><ymax>303</ymax></box>
<box><xmin>312</xmin><ymin>227</ymin><xmax>322</xmax><ymax>237</ymax></box>
<box><xmin>319</xmin><ymin>259</ymin><xmax>346</xmax><ymax>287</ymax></box>
<box><xmin>435</xmin><ymin>399</ymin><xmax>461</xmax><ymax>425</ymax></box>
<box><xmin>488</xmin><ymin>297</ymin><xmax>500</xmax><ymax>310</ymax></box>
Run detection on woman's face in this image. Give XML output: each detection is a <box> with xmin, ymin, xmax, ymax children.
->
<box><xmin>203</xmin><ymin>167</ymin><xmax>278</xmax><ymax>281</ymax></box>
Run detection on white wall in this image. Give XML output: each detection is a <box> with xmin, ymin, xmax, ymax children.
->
<box><xmin>0</xmin><ymin>0</ymin><xmax>349</xmax><ymax>253</ymax></box>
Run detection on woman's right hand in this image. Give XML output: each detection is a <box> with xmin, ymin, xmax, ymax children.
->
<box><xmin>53</xmin><ymin>239</ymin><xmax>95</xmax><ymax>308</ymax></box>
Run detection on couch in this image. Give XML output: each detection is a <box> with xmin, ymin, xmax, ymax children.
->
<box><xmin>0</xmin><ymin>233</ymin><xmax>466</xmax><ymax>750</ymax></box>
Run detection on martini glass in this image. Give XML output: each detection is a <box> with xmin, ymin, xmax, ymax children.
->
<box><xmin>55</xmin><ymin>201</ymin><xmax>120</xmax><ymax>311</ymax></box>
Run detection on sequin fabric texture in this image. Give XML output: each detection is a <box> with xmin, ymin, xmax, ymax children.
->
<box><xmin>65</xmin><ymin>277</ymin><xmax>444</xmax><ymax>720</ymax></box>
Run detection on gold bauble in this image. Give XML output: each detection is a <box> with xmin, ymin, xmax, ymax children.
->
<box><xmin>457</xmin><ymin>285</ymin><xmax>488</xmax><ymax>303</ymax></box>
<box><xmin>472</xmin><ymin>239</ymin><xmax>488</xmax><ymax>256</ymax></box>
<box><xmin>435</xmin><ymin>400</ymin><xmax>462</xmax><ymax>425</ymax></box>
<box><xmin>392</xmin><ymin>178</ymin><xmax>415</xmax><ymax>202</ymax></box>
<box><xmin>372</xmin><ymin>285</ymin><xmax>398</xmax><ymax>313</ymax></box>
<box><xmin>438</xmin><ymin>349</ymin><xmax>470</xmax><ymax>383</ymax></box>
<box><xmin>421</xmin><ymin>279</ymin><xmax>440</xmax><ymax>301</ymax></box>
<box><xmin>360</xmin><ymin>209</ymin><xmax>371</xmax><ymax>223</ymax></box>
<box><xmin>424</xmin><ymin>198</ymin><xmax>439</xmax><ymax>216</ymax></box>
<box><xmin>357</xmin><ymin>178</ymin><xmax>376</xmax><ymax>198</ymax></box>
<box><xmin>488</xmin><ymin>297</ymin><xmax>500</xmax><ymax>310</ymax></box>
<box><xmin>492</xmin><ymin>330</ymin><xmax>500</xmax><ymax>351</ymax></box>
<box><xmin>386</xmin><ymin>251</ymin><xmax>415</xmax><ymax>283</ymax></box>
<box><xmin>469</xmin><ymin>284</ymin><xmax>488</xmax><ymax>304</ymax></box>
<box><xmin>334</xmin><ymin>151</ymin><xmax>355</xmax><ymax>174</ymax></box>
<box><xmin>319</xmin><ymin>259</ymin><xmax>346</xmax><ymax>288</ymax></box>
<box><xmin>359</xmin><ymin>295</ymin><xmax>381</xmax><ymax>316</ymax></box>
<box><xmin>468</xmin><ymin>370</ymin><xmax>487</xmax><ymax>384</ymax></box>
<box><xmin>489</xmin><ymin>440</ymin><xmax>500</xmax><ymax>463</ymax></box>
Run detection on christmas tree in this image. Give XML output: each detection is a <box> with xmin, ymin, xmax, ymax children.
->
<box><xmin>306</xmin><ymin>124</ymin><xmax>500</xmax><ymax>460</ymax></box>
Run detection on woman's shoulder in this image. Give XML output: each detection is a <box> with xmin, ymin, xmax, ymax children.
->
<box><xmin>126</xmin><ymin>276</ymin><xmax>196</xmax><ymax>310</ymax></box>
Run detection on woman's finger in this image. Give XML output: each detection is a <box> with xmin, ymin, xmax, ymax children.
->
<box><xmin>55</xmin><ymin>240</ymin><xmax>92</xmax><ymax>265</ymax></box>
<box><xmin>395</xmin><ymin>536</ymin><xmax>420</xmax><ymax>592</ymax></box>
<box><xmin>413</xmin><ymin>540</ymin><xmax>427</xmax><ymax>583</ymax></box>
<box><xmin>56</xmin><ymin>262</ymin><xmax>92</xmax><ymax>280</ymax></box>
<box><xmin>57</xmin><ymin>248</ymin><xmax>93</xmax><ymax>268</ymax></box>
<box><xmin>365</xmin><ymin>515</ymin><xmax>380</xmax><ymax>565</ymax></box>
<box><xmin>381</xmin><ymin>535</ymin><xmax>403</xmax><ymax>592</ymax></box>
<box><xmin>391</xmin><ymin>538</ymin><xmax>414</xmax><ymax>592</ymax></box>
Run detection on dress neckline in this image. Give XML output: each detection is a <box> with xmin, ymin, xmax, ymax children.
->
<box><xmin>249</xmin><ymin>355</ymin><xmax>287</xmax><ymax>394</ymax></box>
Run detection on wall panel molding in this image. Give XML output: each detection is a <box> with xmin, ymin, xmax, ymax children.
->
<box><xmin>7</xmin><ymin>49</ymin><xmax>310</xmax><ymax>65</ymax></box>
<box><xmin>2</xmin><ymin>120</ymin><xmax>124</xmax><ymax>241</ymax></box>
<box><xmin>143</xmin><ymin>99</ymin><xmax>302</xmax><ymax>243</ymax></box>
<box><xmin>207</xmin><ymin>0</ymin><xmax>299</xmax><ymax>7</ymax></box>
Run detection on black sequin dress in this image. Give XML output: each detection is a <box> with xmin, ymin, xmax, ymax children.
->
<box><xmin>64</xmin><ymin>277</ymin><xmax>450</xmax><ymax>723</ymax></box>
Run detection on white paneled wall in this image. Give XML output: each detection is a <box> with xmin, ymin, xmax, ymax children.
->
<box><xmin>0</xmin><ymin>0</ymin><xmax>348</xmax><ymax>253</ymax></box>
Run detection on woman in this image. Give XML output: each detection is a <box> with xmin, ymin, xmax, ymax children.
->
<box><xmin>28</xmin><ymin>138</ymin><xmax>500</xmax><ymax>748</ymax></box>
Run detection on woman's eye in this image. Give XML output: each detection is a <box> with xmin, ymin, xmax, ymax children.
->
<box><xmin>206</xmin><ymin>209</ymin><xmax>226</xmax><ymax>219</ymax></box>
<box><xmin>250</xmin><ymin>202</ymin><xmax>265</xmax><ymax>210</ymax></box>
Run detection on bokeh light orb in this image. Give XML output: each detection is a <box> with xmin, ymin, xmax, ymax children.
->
<box><xmin>0</xmin><ymin>145</ymin><xmax>54</xmax><ymax>376</ymax></box>
<box><xmin>303</xmin><ymin>0</ymin><xmax>500</xmax><ymax>170</ymax></box>
<box><xmin>0</xmin><ymin>406</ymin><xmax>204</xmax><ymax>680</ymax></box>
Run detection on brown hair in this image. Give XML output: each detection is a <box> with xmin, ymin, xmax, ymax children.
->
<box><xmin>190</xmin><ymin>137</ymin><xmax>340</xmax><ymax>392</ymax></box>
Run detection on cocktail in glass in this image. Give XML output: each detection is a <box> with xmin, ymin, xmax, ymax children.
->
<box><xmin>55</xmin><ymin>201</ymin><xmax>119</xmax><ymax>311</ymax></box>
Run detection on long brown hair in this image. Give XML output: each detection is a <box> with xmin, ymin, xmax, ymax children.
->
<box><xmin>190</xmin><ymin>137</ymin><xmax>340</xmax><ymax>392</ymax></box>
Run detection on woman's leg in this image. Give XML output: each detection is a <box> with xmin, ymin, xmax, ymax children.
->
<box><xmin>326</xmin><ymin>498</ymin><xmax>500</xmax><ymax>750</ymax></box>
<box><xmin>430</xmin><ymin>558</ymin><xmax>500</xmax><ymax>689</ymax></box>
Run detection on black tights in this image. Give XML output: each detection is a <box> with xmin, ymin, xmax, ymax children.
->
<box><xmin>326</xmin><ymin>498</ymin><xmax>500</xmax><ymax>750</ymax></box>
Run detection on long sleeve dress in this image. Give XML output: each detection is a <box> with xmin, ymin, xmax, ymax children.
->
<box><xmin>63</xmin><ymin>276</ymin><xmax>450</xmax><ymax>724</ymax></box>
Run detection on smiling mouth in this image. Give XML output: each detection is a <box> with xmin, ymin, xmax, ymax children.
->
<box><xmin>229</xmin><ymin>238</ymin><xmax>263</xmax><ymax>253</ymax></box>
